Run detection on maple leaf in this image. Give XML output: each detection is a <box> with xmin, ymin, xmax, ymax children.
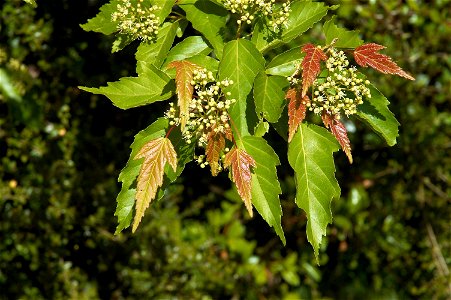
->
<box><xmin>322</xmin><ymin>113</ymin><xmax>353</xmax><ymax>163</ymax></box>
<box><xmin>224</xmin><ymin>147</ymin><xmax>256</xmax><ymax>217</ymax></box>
<box><xmin>353</xmin><ymin>43</ymin><xmax>415</xmax><ymax>80</ymax></box>
<box><xmin>206</xmin><ymin>129</ymin><xmax>226</xmax><ymax>176</ymax></box>
<box><xmin>286</xmin><ymin>88</ymin><xmax>309</xmax><ymax>142</ymax></box>
<box><xmin>301</xmin><ymin>43</ymin><xmax>328</xmax><ymax>97</ymax></box>
<box><xmin>133</xmin><ymin>137</ymin><xmax>177</xmax><ymax>232</ymax></box>
<box><xmin>167</xmin><ymin>60</ymin><xmax>201</xmax><ymax>131</ymax></box>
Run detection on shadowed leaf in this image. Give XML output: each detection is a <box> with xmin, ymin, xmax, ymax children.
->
<box><xmin>322</xmin><ymin>113</ymin><xmax>353</xmax><ymax>163</ymax></box>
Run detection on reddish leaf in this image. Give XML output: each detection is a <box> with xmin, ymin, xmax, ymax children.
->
<box><xmin>224</xmin><ymin>147</ymin><xmax>256</xmax><ymax>216</ymax></box>
<box><xmin>133</xmin><ymin>137</ymin><xmax>177</xmax><ymax>232</ymax></box>
<box><xmin>301</xmin><ymin>43</ymin><xmax>328</xmax><ymax>96</ymax></box>
<box><xmin>322</xmin><ymin>113</ymin><xmax>353</xmax><ymax>163</ymax></box>
<box><xmin>206</xmin><ymin>129</ymin><xmax>226</xmax><ymax>176</ymax></box>
<box><xmin>353</xmin><ymin>43</ymin><xmax>415</xmax><ymax>80</ymax></box>
<box><xmin>167</xmin><ymin>60</ymin><xmax>202</xmax><ymax>131</ymax></box>
<box><xmin>286</xmin><ymin>88</ymin><xmax>309</xmax><ymax>142</ymax></box>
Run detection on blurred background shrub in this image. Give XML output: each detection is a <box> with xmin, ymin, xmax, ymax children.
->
<box><xmin>0</xmin><ymin>0</ymin><xmax>449</xmax><ymax>299</ymax></box>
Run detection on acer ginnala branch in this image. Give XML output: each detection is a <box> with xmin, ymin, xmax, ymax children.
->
<box><xmin>80</xmin><ymin>0</ymin><xmax>414</xmax><ymax>261</ymax></box>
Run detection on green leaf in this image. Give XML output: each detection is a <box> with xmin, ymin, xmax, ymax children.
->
<box><xmin>251</xmin><ymin>19</ymin><xmax>280</xmax><ymax>52</ymax></box>
<box><xmin>80</xmin><ymin>0</ymin><xmax>119</xmax><ymax>35</ymax></box>
<box><xmin>135</xmin><ymin>21</ymin><xmax>181</xmax><ymax>69</ymax></box>
<box><xmin>254</xmin><ymin>120</ymin><xmax>270</xmax><ymax>137</ymax></box>
<box><xmin>154</xmin><ymin>0</ymin><xmax>177</xmax><ymax>22</ymax></box>
<box><xmin>323</xmin><ymin>16</ymin><xmax>363</xmax><ymax>48</ymax></box>
<box><xmin>288</xmin><ymin>123</ymin><xmax>340</xmax><ymax>260</ymax></box>
<box><xmin>242</xmin><ymin>136</ymin><xmax>285</xmax><ymax>244</ymax></box>
<box><xmin>112</xmin><ymin>34</ymin><xmax>134</xmax><ymax>53</ymax></box>
<box><xmin>0</xmin><ymin>69</ymin><xmax>21</xmax><ymax>101</ymax></box>
<box><xmin>115</xmin><ymin>118</ymin><xmax>195</xmax><ymax>233</ymax></box>
<box><xmin>162</xmin><ymin>36</ymin><xmax>211</xmax><ymax>68</ymax></box>
<box><xmin>261</xmin><ymin>1</ymin><xmax>329</xmax><ymax>53</ymax></box>
<box><xmin>79</xmin><ymin>62</ymin><xmax>174</xmax><ymax>109</ymax></box>
<box><xmin>23</xmin><ymin>0</ymin><xmax>37</xmax><ymax>7</ymax></box>
<box><xmin>179</xmin><ymin>0</ymin><xmax>228</xmax><ymax>58</ymax></box>
<box><xmin>253</xmin><ymin>72</ymin><xmax>289</xmax><ymax>123</ymax></box>
<box><xmin>218</xmin><ymin>39</ymin><xmax>265</xmax><ymax>137</ymax></box>
<box><xmin>266</xmin><ymin>47</ymin><xmax>304</xmax><ymax>77</ymax></box>
<box><xmin>356</xmin><ymin>85</ymin><xmax>400</xmax><ymax>146</ymax></box>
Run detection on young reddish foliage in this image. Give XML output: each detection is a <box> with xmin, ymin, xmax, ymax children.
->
<box><xmin>133</xmin><ymin>137</ymin><xmax>177</xmax><ymax>232</ymax></box>
<box><xmin>353</xmin><ymin>43</ymin><xmax>415</xmax><ymax>80</ymax></box>
<box><xmin>301</xmin><ymin>43</ymin><xmax>328</xmax><ymax>96</ymax></box>
<box><xmin>286</xmin><ymin>88</ymin><xmax>309</xmax><ymax>142</ymax></box>
<box><xmin>206</xmin><ymin>129</ymin><xmax>226</xmax><ymax>176</ymax></box>
<box><xmin>224</xmin><ymin>147</ymin><xmax>256</xmax><ymax>217</ymax></box>
<box><xmin>322</xmin><ymin>113</ymin><xmax>353</xmax><ymax>164</ymax></box>
<box><xmin>167</xmin><ymin>60</ymin><xmax>202</xmax><ymax>131</ymax></box>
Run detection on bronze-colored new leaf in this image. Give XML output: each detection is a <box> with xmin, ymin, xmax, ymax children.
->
<box><xmin>133</xmin><ymin>137</ymin><xmax>177</xmax><ymax>232</ymax></box>
<box><xmin>322</xmin><ymin>113</ymin><xmax>353</xmax><ymax>163</ymax></box>
<box><xmin>286</xmin><ymin>88</ymin><xmax>309</xmax><ymax>142</ymax></box>
<box><xmin>301</xmin><ymin>43</ymin><xmax>328</xmax><ymax>97</ymax></box>
<box><xmin>224</xmin><ymin>147</ymin><xmax>256</xmax><ymax>217</ymax></box>
<box><xmin>167</xmin><ymin>60</ymin><xmax>201</xmax><ymax>131</ymax></box>
<box><xmin>353</xmin><ymin>43</ymin><xmax>415</xmax><ymax>80</ymax></box>
<box><xmin>206</xmin><ymin>129</ymin><xmax>226</xmax><ymax>176</ymax></box>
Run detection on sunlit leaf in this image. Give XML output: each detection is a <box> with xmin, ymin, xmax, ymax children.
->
<box><xmin>286</xmin><ymin>88</ymin><xmax>309</xmax><ymax>142</ymax></box>
<box><xmin>167</xmin><ymin>60</ymin><xmax>201</xmax><ymax>131</ymax></box>
<box><xmin>301</xmin><ymin>43</ymin><xmax>327</xmax><ymax>97</ymax></box>
<box><xmin>354</xmin><ymin>43</ymin><xmax>415</xmax><ymax>80</ymax></box>
<box><xmin>253</xmin><ymin>72</ymin><xmax>289</xmax><ymax>123</ymax></box>
<box><xmin>323</xmin><ymin>16</ymin><xmax>363</xmax><ymax>48</ymax></box>
<box><xmin>133</xmin><ymin>137</ymin><xmax>177</xmax><ymax>232</ymax></box>
<box><xmin>224</xmin><ymin>147</ymin><xmax>256</xmax><ymax>216</ymax></box>
<box><xmin>288</xmin><ymin>123</ymin><xmax>340</xmax><ymax>261</ymax></box>
<box><xmin>242</xmin><ymin>136</ymin><xmax>285</xmax><ymax>244</ymax></box>
<box><xmin>322</xmin><ymin>113</ymin><xmax>353</xmax><ymax>163</ymax></box>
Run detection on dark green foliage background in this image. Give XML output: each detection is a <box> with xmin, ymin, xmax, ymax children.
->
<box><xmin>1</xmin><ymin>0</ymin><xmax>449</xmax><ymax>298</ymax></box>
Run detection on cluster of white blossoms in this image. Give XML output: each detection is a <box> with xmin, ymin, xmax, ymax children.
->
<box><xmin>111</xmin><ymin>0</ymin><xmax>160</xmax><ymax>42</ymax></box>
<box><xmin>222</xmin><ymin>0</ymin><xmax>290</xmax><ymax>29</ymax></box>
<box><xmin>165</xmin><ymin>68</ymin><xmax>236</xmax><ymax>150</ymax></box>
<box><xmin>309</xmin><ymin>48</ymin><xmax>372</xmax><ymax>117</ymax></box>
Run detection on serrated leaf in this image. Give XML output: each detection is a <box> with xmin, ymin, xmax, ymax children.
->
<box><xmin>114</xmin><ymin>119</ymin><xmax>195</xmax><ymax>234</ymax></box>
<box><xmin>323</xmin><ymin>16</ymin><xmax>363</xmax><ymax>48</ymax></box>
<box><xmin>253</xmin><ymin>72</ymin><xmax>289</xmax><ymax>123</ymax></box>
<box><xmin>288</xmin><ymin>123</ymin><xmax>340</xmax><ymax>260</ymax></box>
<box><xmin>179</xmin><ymin>0</ymin><xmax>228</xmax><ymax>58</ymax></box>
<box><xmin>254</xmin><ymin>120</ymin><xmax>270</xmax><ymax>137</ymax></box>
<box><xmin>133</xmin><ymin>137</ymin><xmax>177</xmax><ymax>232</ymax></box>
<box><xmin>322</xmin><ymin>113</ymin><xmax>353</xmax><ymax>163</ymax></box>
<box><xmin>261</xmin><ymin>1</ymin><xmax>329</xmax><ymax>53</ymax></box>
<box><xmin>266</xmin><ymin>47</ymin><xmax>304</xmax><ymax>77</ymax></box>
<box><xmin>252</xmin><ymin>19</ymin><xmax>280</xmax><ymax>52</ymax></box>
<box><xmin>79</xmin><ymin>62</ymin><xmax>174</xmax><ymax>109</ymax></box>
<box><xmin>356</xmin><ymin>85</ymin><xmax>400</xmax><ymax>146</ymax></box>
<box><xmin>167</xmin><ymin>60</ymin><xmax>201</xmax><ymax>131</ymax></box>
<box><xmin>354</xmin><ymin>43</ymin><xmax>415</xmax><ymax>80</ymax></box>
<box><xmin>135</xmin><ymin>21</ymin><xmax>180</xmax><ymax>69</ymax></box>
<box><xmin>286</xmin><ymin>88</ymin><xmax>309</xmax><ymax>142</ymax></box>
<box><xmin>112</xmin><ymin>34</ymin><xmax>134</xmax><ymax>53</ymax></box>
<box><xmin>242</xmin><ymin>136</ymin><xmax>285</xmax><ymax>244</ymax></box>
<box><xmin>115</xmin><ymin>118</ymin><xmax>169</xmax><ymax>234</ymax></box>
<box><xmin>224</xmin><ymin>147</ymin><xmax>256</xmax><ymax>217</ymax></box>
<box><xmin>80</xmin><ymin>0</ymin><xmax>119</xmax><ymax>35</ymax></box>
<box><xmin>163</xmin><ymin>36</ymin><xmax>211</xmax><ymax>68</ymax></box>
<box><xmin>219</xmin><ymin>39</ymin><xmax>265</xmax><ymax>137</ymax></box>
<box><xmin>301</xmin><ymin>43</ymin><xmax>328</xmax><ymax>97</ymax></box>
<box><xmin>206</xmin><ymin>129</ymin><xmax>226</xmax><ymax>176</ymax></box>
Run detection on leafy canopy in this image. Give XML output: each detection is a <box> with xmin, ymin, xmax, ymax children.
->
<box><xmin>80</xmin><ymin>0</ymin><xmax>414</xmax><ymax>260</ymax></box>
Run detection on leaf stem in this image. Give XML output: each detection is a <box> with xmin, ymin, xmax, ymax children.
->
<box><xmin>165</xmin><ymin>125</ymin><xmax>176</xmax><ymax>138</ymax></box>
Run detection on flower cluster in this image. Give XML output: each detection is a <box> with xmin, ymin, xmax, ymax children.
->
<box><xmin>111</xmin><ymin>0</ymin><xmax>160</xmax><ymax>42</ymax></box>
<box><xmin>222</xmin><ymin>0</ymin><xmax>290</xmax><ymax>30</ymax></box>
<box><xmin>165</xmin><ymin>68</ymin><xmax>236</xmax><ymax>147</ymax></box>
<box><xmin>310</xmin><ymin>48</ymin><xmax>371</xmax><ymax>117</ymax></box>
